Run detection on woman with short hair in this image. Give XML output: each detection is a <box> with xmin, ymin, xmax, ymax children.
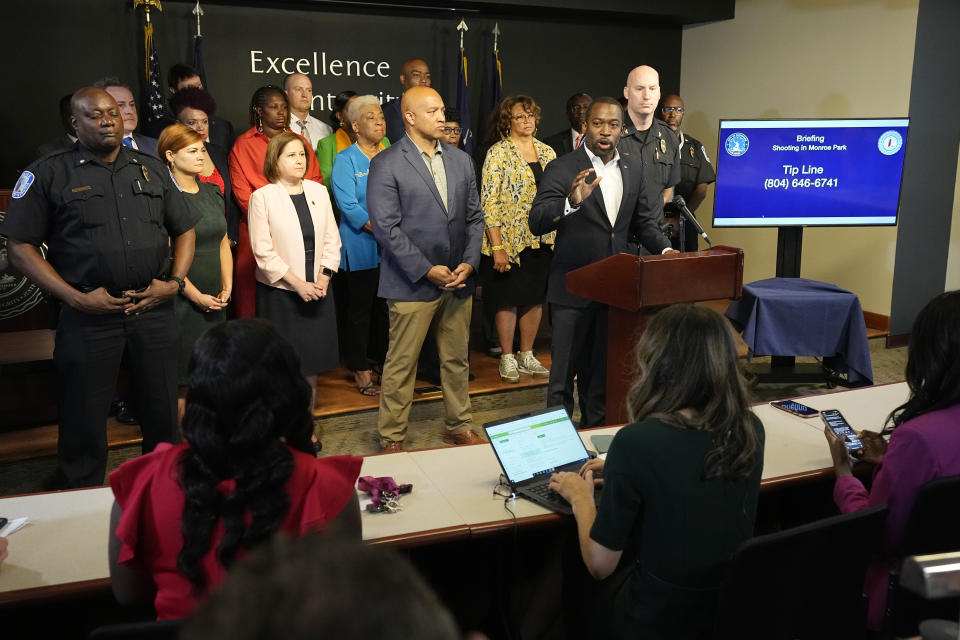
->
<box><xmin>170</xmin><ymin>87</ymin><xmax>241</xmax><ymax>245</ymax></box>
<box><xmin>329</xmin><ymin>95</ymin><xmax>390</xmax><ymax>395</ymax></box>
<box><xmin>249</xmin><ymin>132</ymin><xmax>341</xmax><ymax>410</ymax></box>
<box><xmin>157</xmin><ymin>123</ymin><xmax>231</xmax><ymax>395</ymax></box>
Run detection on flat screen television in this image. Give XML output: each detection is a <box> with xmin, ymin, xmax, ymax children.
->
<box><xmin>711</xmin><ymin>118</ymin><xmax>909</xmax><ymax>228</ymax></box>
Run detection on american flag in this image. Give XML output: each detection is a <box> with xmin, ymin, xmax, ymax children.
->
<box><xmin>144</xmin><ymin>24</ymin><xmax>165</xmax><ymax>123</ymax></box>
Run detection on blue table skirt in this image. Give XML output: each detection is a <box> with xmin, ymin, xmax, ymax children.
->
<box><xmin>724</xmin><ymin>277</ymin><xmax>873</xmax><ymax>385</ymax></box>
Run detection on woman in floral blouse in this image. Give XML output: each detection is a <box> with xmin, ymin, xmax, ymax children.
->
<box><xmin>480</xmin><ymin>95</ymin><xmax>557</xmax><ymax>383</ymax></box>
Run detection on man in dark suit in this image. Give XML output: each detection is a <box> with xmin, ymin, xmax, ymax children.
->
<box><xmin>93</xmin><ymin>77</ymin><xmax>158</xmax><ymax>158</ymax></box>
<box><xmin>36</xmin><ymin>94</ymin><xmax>78</xmax><ymax>158</ymax></box>
<box><xmin>382</xmin><ymin>58</ymin><xmax>432</xmax><ymax>145</ymax></box>
<box><xmin>368</xmin><ymin>86</ymin><xmax>485</xmax><ymax>452</ymax></box>
<box><xmin>530</xmin><ymin>97</ymin><xmax>678</xmax><ymax>427</ymax></box>
<box><xmin>543</xmin><ymin>92</ymin><xmax>591</xmax><ymax>158</ymax></box>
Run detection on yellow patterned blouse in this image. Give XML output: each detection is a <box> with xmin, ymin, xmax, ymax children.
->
<box><xmin>480</xmin><ymin>137</ymin><xmax>557</xmax><ymax>264</ymax></box>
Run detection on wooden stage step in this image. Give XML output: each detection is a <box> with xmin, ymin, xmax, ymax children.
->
<box><xmin>0</xmin><ymin>300</ymin><xmax>889</xmax><ymax>466</ymax></box>
<box><xmin>0</xmin><ymin>348</ymin><xmax>551</xmax><ymax>465</ymax></box>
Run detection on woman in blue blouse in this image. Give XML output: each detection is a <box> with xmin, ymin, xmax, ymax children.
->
<box><xmin>330</xmin><ymin>95</ymin><xmax>390</xmax><ymax>395</ymax></box>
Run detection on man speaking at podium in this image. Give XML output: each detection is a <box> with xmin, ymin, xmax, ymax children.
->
<box><xmin>529</xmin><ymin>97</ymin><xmax>677</xmax><ymax>428</ymax></box>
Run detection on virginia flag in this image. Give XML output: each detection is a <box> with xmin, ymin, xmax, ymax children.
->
<box><xmin>456</xmin><ymin>48</ymin><xmax>473</xmax><ymax>155</ymax></box>
<box><xmin>144</xmin><ymin>23</ymin><xmax>165</xmax><ymax>123</ymax></box>
<box><xmin>481</xmin><ymin>47</ymin><xmax>502</xmax><ymax>133</ymax></box>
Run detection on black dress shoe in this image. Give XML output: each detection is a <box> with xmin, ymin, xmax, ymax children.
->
<box><xmin>111</xmin><ymin>399</ymin><xmax>139</xmax><ymax>425</ymax></box>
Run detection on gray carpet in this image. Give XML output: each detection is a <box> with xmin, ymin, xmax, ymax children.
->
<box><xmin>0</xmin><ymin>338</ymin><xmax>907</xmax><ymax>495</ymax></box>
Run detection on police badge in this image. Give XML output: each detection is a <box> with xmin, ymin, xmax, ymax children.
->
<box><xmin>659</xmin><ymin>139</ymin><xmax>667</xmax><ymax>154</ymax></box>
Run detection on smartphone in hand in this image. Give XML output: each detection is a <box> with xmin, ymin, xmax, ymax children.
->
<box><xmin>822</xmin><ymin>409</ymin><xmax>864</xmax><ymax>454</ymax></box>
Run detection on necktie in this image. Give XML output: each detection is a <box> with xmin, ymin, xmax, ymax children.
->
<box><xmin>122</xmin><ymin>136</ymin><xmax>134</xmax><ymax>148</ymax></box>
<box><xmin>575</xmin><ymin>134</ymin><xmax>584</xmax><ymax>149</ymax></box>
<box><xmin>297</xmin><ymin>120</ymin><xmax>312</xmax><ymax>148</ymax></box>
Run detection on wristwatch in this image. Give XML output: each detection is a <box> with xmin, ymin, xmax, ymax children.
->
<box><xmin>320</xmin><ymin>267</ymin><xmax>335</xmax><ymax>278</ymax></box>
<box><xmin>167</xmin><ymin>275</ymin><xmax>186</xmax><ymax>294</ymax></box>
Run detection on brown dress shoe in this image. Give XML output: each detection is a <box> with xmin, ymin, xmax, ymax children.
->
<box><xmin>441</xmin><ymin>430</ymin><xmax>485</xmax><ymax>446</ymax></box>
<box><xmin>381</xmin><ymin>440</ymin><xmax>404</xmax><ymax>453</ymax></box>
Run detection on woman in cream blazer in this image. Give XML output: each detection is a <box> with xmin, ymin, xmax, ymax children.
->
<box><xmin>249</xmin><ymin>132</ymin><xmax>341</xmax><ymax>408</ymax></box>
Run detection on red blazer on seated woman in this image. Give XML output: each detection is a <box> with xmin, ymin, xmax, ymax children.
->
<box><xmin>228</xmin><ymin>85</ymin><xmax>322</xmax><ymax>318</ymax></box>
<box><xmin>108</xmin><ymin>319</ymin><xmax>361</xmax><ymax>620</ymax></box>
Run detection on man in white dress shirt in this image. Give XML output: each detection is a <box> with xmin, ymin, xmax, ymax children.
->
<box><xmin>92</xmin><ymin>77</ymin><xmax>159</xmax><ymax>159</ymax></box>
<box><xmin>285</xmin><ymin>73</ymin><xmax>333</xmax><ymax>149</ymax></box>
<box><xmin>529</xmin><ymin>97</ymin><xmax>677</xmax><ymax>427</ymax></box>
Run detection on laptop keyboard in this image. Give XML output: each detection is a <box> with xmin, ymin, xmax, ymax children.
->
<box><xmin>526</xmin><ymin>481</ymin><xmax>566</xmax><ymax>506</ymax></box>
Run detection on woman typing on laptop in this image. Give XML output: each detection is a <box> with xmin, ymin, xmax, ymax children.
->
<box><xmin>550</xmin><ymin>304</ymin><xmax>765</xmax><ymax>639</ymax></box>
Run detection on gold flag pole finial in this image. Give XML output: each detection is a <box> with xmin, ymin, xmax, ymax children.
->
<box><xmin>134</xmin><ymin>0</ymin><xmax>163</xmax><ymax>24</ymax></box>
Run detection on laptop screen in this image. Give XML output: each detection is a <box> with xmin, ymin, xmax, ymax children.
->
<box><xmin>483</xmin><ymin>407</ymin><xmax>590</xmax><ymax>483</ymax></box>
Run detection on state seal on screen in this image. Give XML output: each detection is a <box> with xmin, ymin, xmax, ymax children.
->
<box><xmin>0</xmin><ymin>211</ymin><xmax>47</xmax><ymax>320</ymax></box>
<box><xmin>725</xmin><ymin>132</ymin><xmax>749</xmax><ymax>157</ymax></box>
<box><xmin>877</xmin><ymin>130</ymin><xmax>903</xmax><ymax>155</ymax></box>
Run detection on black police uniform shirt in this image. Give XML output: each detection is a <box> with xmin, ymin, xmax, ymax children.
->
<box><xmin>674</xmin><ymin>132</ymin><xmax>716</xmax><ymax>202</ymax></box>
<box><xmin>618</xmin><ymin>118</ymin><xmax>680</xmax><ymax>221</ymax></box>
<box><xmin>1</xmin><ymin>143</ymin><xmax>200</xmax><ymax>296</ymax></box>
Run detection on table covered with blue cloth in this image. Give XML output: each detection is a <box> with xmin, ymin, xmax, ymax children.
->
<box><xmin>724</xmin><ymin>277</ymin><xmax>873</xmax><ymax>385</ymax></box>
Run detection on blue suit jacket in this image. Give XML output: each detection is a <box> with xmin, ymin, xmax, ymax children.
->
<box><xmin>529</xmin><ymin>146</ymin><xmax>671</xmax><ymax>308</ymax></box>
<box><xmin>133</xmin><ymin>132</ymin><xmax>159</xmax><ymax>159</ymax></box>
<box><xmin>367</xmin><ymin>134</ymin><xmax>484</xmax><ymax>301</ymax></box>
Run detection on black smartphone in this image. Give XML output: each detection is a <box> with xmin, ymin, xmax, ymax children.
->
<box><xmin>821</xmin><ymin>409</ymin><xmax>864</xmax><ymax>454</ymax></box>
<box><xmin>770</xmin><ymin>399</ymin><xmax>820</xmax><ymax>418</ymax></box>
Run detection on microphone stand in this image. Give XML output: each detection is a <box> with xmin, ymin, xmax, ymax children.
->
<box><xmin>672</xmin><ymin>195</ymin><xmax>712</xmax><ymax>249</ymax></box>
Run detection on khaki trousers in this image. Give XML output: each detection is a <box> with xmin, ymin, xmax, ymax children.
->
<box><xmin>377</xmin><ymin>292</ymin><xmax>473</xmax><ymax>443</ymax></box>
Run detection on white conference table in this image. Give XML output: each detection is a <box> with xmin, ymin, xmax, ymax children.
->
<box><xmin>0</xmin><ymin>382</ymin><xmax>909</xmax><ymax>604</ymax></box>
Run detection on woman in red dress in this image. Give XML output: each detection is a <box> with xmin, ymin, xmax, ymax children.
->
<box><xmin>107</xmin><ymin>319</ymin><xmax>361</xmax><ymax>620</ymax></box>
<box><xmin>228</xmin><ymin>86</ymin><xmax>322</xmax><ymax>318</ymax></box>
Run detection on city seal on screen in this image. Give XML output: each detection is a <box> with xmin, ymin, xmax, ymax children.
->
<box><xmin>725</xmin><ymin>132</ymin><xmax>749</xmax><ymax>156</ymax></box>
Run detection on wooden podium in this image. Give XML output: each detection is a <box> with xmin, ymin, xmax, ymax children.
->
<box><xmin>566</xmin><ymin>246</ymin><xmax>744</xmax><ymax>425</ymax></box>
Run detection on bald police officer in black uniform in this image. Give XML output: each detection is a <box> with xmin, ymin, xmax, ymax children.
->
<box><xmin>2</xmin><ymin>87</ymin><xmax>199</xmax><ymax>488</ymax></box>
<box><xmin>660</xmin><ymin>93</ymin><xmax>716</xmax><ymax>251</ymax></box>
<box><xmin>619</xmin><ymin>65</ymin><xmax>679</xmax><ymax>252</ymax></box>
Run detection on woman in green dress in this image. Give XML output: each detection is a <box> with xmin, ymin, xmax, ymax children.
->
<box><xmin>158</xmin><ymin>124</ymin><xmax>233</xmax><ymax>411</ymax></box>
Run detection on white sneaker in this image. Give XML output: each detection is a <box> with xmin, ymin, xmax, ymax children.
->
<box><xmin>499</xmin><ymin>353</ymin><xmax>520</xmax><ymax>383</ymax></box>
<box><xmin>516</xmin><ymin>350</ymin><xmax>549</xmax><ymax>377</ymax></box>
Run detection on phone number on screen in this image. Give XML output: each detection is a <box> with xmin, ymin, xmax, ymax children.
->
<box><xmin>763</xmin><ymin>178</ymin><xmax>840</xmax><ymax>190</ymax></box>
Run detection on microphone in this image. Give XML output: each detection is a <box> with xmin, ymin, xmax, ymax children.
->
<box><xmin>672</xmin><ymin>195</ymin><xmax>712</xmax><ymax>248</ymax></box>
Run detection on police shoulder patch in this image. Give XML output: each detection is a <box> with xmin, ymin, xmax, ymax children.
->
<box><xmin>12</xmin><ymin>171</ymin><xmax>35</xmax><ymax>199</ymax></box>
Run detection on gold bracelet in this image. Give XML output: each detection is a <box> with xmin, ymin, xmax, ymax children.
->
<box><xmin>490</xmin><ymin>245</ymin><xmax>505</xmax><ymax>251</ymax></box>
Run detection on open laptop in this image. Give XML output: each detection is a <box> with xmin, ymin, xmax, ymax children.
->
<box><xmin>483</xmin><ymin>406</ymin><xmax>591</xmax><ymax>515</ymax></box>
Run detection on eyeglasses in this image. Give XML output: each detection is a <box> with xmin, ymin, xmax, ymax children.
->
<box><xmin>661</xmin><ymin>107</ymin><xmax>685</xmax><ymax>114</ymax></box>
<box><xmin>512</xmin><ymin>113</ymin><xmax>536</xmax><ymax>122</ymax></box>
<box><xmin>569</xmin><ymin>105</ymin><xmax>588</xmax><ymax>113</ymax></box>
<box><xmin>442</xmin><ymin>127</ymin><xmax>462</xmax><ymax>134</ymax></box>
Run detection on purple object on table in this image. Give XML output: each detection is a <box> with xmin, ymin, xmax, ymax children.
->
<box><xmin>724</xmin><ymin>277</ymin><xmax>873</xmax><ymax>385</ymax></box>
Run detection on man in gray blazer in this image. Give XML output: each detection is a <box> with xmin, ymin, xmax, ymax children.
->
<box><xmin>367</xmin><ymin>86</ymin><xmax>485</xmax><ymax>451</ymax></box>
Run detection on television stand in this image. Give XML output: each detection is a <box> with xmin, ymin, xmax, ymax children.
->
<box><xmin>776</xmin><ymin>226</ymin><xmax>803</xmax><ymax>278</ymax></box>
<box><xmin>768</xmin><ymin>226</ymin><xmax>814</xmax><ymax>375</ymax></box>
